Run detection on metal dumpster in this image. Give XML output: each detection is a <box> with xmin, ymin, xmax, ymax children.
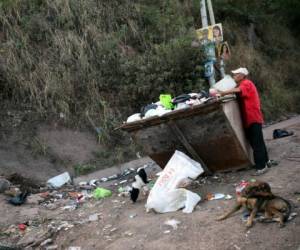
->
<box><xmin>120</xmin><ymin>97</ymin><xmax>253</xmax><ymax>173</ymax></box>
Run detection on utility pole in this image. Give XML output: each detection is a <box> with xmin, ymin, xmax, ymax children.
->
<box><xmin>200</xmin><ymin>0</ymin><xmax>226</xmax><ymax>86</ymax></box>
<box><xmin>200</xmin><ymin>0</ymin><xmax>216</xmax><ymax>87</ymax></box>
<box><xmin>208</xmin><ymin>0</ymin><xmax>225</xmax><ymax>78</ymax></box>
<box><xmin>200</xmin><ymin>0</ymin><xmax>208</xmax><ymax>28</ymax></box>
<box><xmin>206</xmin><ymin>0</ymin><xmax>215</xmax><ymax>25</ymax></box>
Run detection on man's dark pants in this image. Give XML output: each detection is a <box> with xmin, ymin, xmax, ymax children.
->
<box><xmin>246</xmin><ymin>123</ymin><xmax>269</xmax><ymax>170</ymax></box>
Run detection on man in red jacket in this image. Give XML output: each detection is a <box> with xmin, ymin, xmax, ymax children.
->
<box><xmin>219</xmin><ymin>67</ymin><xmax>271</xmax><ymax>175</ymax></box>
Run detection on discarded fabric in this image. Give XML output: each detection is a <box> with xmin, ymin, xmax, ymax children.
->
<box><xmin>8</xmin><ymin>191</ymin><xmax>29</xmax><ymax>206</ymax></box>
<box><xmin>273</xmin><ymin>129</ymin><xmax>294</xmax><ymax>139</ymax></box>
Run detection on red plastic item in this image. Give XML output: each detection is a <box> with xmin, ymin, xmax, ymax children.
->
<box><xmin>235</xmin><ymin>180</ymin><xmax>249</xmax><ymax>196</ymax></box>
<box><xmin>18</xmin><ymin>224</ymin><xmax>27</xmax><ymax>231</ymax></box>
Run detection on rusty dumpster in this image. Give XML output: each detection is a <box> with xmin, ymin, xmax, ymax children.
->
<box><xmin>120</xmin><ymin>97</ymin><xmax>254</xmax><ymax>173</ymax></box>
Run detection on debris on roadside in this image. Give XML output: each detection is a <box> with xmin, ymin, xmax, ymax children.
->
<box><xmin>8</xmin><ymin>191</ymin><xmax>29</xmax><ymax>206</ymax></box>
<box><xmin>146</xmin><ymin>150</ymin><xmax>204</xmax><ymax>213</ymax></box>
<box><xmin>273</xmin><ymin>129</ymin><xmax>294</xmax><ymax>139</ymax></box>
<box><xmin>206</xmin><ymin>193</ymin><xmax>225</xmax><ymax>201</ymax></box>
<box><xmin>0</xmin><ymin>177</ymin><xmax>11</xmax><ymax>193</ymax></box>
<box><xmin>164</xmin><ymin>219</ymin><xmax>181</xmax><ymax>230</ymax></box>
<box><xmin>47</xmin><ymin>172</ymin><xmax>72</xmax><ymax>188</ymax></box>
<box><xmin>92</xmin><ymin>187</ymin><xmax>112</xmax><ymax>199</ymax></box>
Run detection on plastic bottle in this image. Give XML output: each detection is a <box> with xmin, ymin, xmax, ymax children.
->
<box><xmin>235</xmin><ymin>180</ymin><xmax>249</xmax><ymax>196</ymax></box>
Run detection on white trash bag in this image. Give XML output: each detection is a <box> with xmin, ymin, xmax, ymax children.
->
<box><xmin>145</xmin><ymin>150</ymin><xmax>204</xmax><ymax>213</ymax></box>
<box><xmin>214</xmin><ymin>75</ymin><xmax>236</xmax><ymax>92</ymax></box>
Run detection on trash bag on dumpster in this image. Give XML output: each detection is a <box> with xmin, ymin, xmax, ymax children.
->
<box><xmin>145</xmin><ymin>150</ymin><xmax>204</xmax><ymax>213</ymax></box>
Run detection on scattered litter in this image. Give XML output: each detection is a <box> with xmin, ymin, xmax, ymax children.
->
<box><xmin>110</xmin><ymin>228</ymin><xmax>117</xmax><ymax>233</ymax></box>
<box><xmin>0</xmin><ymin>178</ymin><xmax>11</xmax><ymax>193</ymax></box>
<box><xmin>146</xmin><ymin>150</ymin><xmax>203</xmax><ymax>213</ymax></box>
<box><xmin>164</xmin><ymin>230</ymin><xmax>171</xmax><ymax>234</ymax></box>
<box><xmin>68</xmin><ymin>192</ymin><xmax>81</xmax><ymax>199</ymax></box>
<box><xmin>46</xmin><ymin>245</ymin><xmax>58</xmax><ymax>250</ymax></box>
<box><xmin>47</xmin><ymin>172</ymin><xmax>71</xmax><ymax>188</ymax></box>
<box><xmin>62</xmin><ymin>204</ymin><xmax>77</xmax><ymax>211</ymax></box>
<box><xmin>68</xmin><ymin>247</ymin><xmax>81</xmax><ymax>250</ymax></box>
<box><xmin>288</xmin><ymin>212</ymin><xmax>297</xmax><ymax>221</ymax></box>
<box><xmin>164</xmin><ymin>219</ymin><xmax>181</xmax><ymax>230</ymax></box>
<box><xmin>4</xmin><ymin>186</ymin><xmax>20</xmax><ymax>197</ymax></box>
<box><xmin>103</xmin><ymin>224</ymin><xmax>112</xmax><ymax>231</ymax></box>
<box><xmin>156</xmin><ymin>171</ymin><xmax>162</xmax><ymax>177</ymax></box>
<box><xmin>123</xmin><ymin>231</ymin><xmax>133</xmax><ymax>237</ymax></box>
<box><xmin>235</xmin><ymin>180</ymin><xmax>249</xmax><ymax>196</ymax></box>
<box><xmin>27</xmin><ymin>193</ymin><xmax>45</xmax><ymax>205</ymax></box>
<box><xmin>233</xmin><ymin>244</ymin><xmax>241</xmax><ymax>250</ymax></box>
<box><xmin>18</xmin><ymin>223</ymin><xmax>27</xmax><ymax>231</ymax></box>
<box><xmin>129</xmin><ymin>214</ymin><xmax>137</xmax><ymax>219</ymax></box>
<box><xmin>40</xmin><ymin>239</ymin><xmax>53</xmax><ymax>247</ymax></box>
<box><xmin>92</xmin><ymin>187</ymin><xmax>112</xmax><ymax>199</ymax></box>
<box><xmin>89</xmin><ymin>179</ymin><xmax>98</xmax><ymax>186</ymax></box>
<box><xmin>224</xmin><ymin>194</ymin><xmax>233</xmax><ymax>200</ymax></box>
<box><xmin>273</xmin><ymin>129</ymin><xmax>294</xmax><ymax>139</ymax></box>
<box><xmin>207</xmin><ymin>193</ymin><xmax>225</xmax><ymax>200</ymax></box>
<box><xmin>8</xmin><ymin>191</ymin><xmax>29</xmax><ymax>206</ymax></box>
<box><xmin>88</xmin><ymin>214</ymin><xmax>99</xmax><ymax>222</ymax></box>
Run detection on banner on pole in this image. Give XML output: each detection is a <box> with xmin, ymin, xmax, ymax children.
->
<box><xmin>216</xmin><ymin>41</ymin><xmax>231</xmax><ymax>60</ymax></box>
<box><xmin>196</xmin><ymin>23</ymin><xmax>223</xmax><ymax>44</ymax></box>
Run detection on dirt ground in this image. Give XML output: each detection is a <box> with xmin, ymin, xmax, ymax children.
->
<box><xmin>0</xmin><ymin>117</ymin><xmax>300</xmax><ymax>250</ymax></box>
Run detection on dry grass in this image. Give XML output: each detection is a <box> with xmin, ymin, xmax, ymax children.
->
<box><xmin>0</xmin><ymin>0</ymin><xmax>299</xmax><ymax>139</ymax></box>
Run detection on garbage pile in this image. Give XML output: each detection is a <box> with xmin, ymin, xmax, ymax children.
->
<box><xmin>0</xmin><ymin>165</ymin><xmax>156</xmax><ymax>249</ymax></box>
<box><xmin>126</xmin><ymin>75</ymin><xmax>236</xmax><ymax>123</ymax></box>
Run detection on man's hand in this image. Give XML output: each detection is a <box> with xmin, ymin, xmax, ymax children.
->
<box><xmin>217</xmin><ymin>87</ymin><xmax>241</xmax><ymax>97</ymax></box>
<box><xmin>217</xmin><ymin>90</ymin><xmax>225</xmax><ymax>97</ymax></box>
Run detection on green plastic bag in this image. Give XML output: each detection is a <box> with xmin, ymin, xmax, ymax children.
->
<box><xmin>92</xmin><ymin>187</ymin><xmax>112</xmax><ymax>199</ymax></box>
<box><xmin>159</xmin><ymin>94</ymin><xmax>174</xmax><ymax>110</ymax></box>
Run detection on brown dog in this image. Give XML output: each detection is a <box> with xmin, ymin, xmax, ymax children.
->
<box><xmin>217</xmin><ymin>181</ymin><xmax>291</xmax><ymax>227</ymax></box>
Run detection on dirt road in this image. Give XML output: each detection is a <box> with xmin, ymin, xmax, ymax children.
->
<box><xmin>0</xmin><ymin>117</ymin><xmax>300</xmax><ymax>250</ymax></box>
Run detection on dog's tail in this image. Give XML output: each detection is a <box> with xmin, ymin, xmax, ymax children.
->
<box><xmin>276</xmin><ymin>196</ymin><xmax>292</xmax><ymax>222</ymax></box>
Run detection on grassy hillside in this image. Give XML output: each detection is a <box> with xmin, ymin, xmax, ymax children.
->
<box><xmin>0</xmin><ymin>0</ymin><xmax>299</xmax><ymax>143</ymax></box>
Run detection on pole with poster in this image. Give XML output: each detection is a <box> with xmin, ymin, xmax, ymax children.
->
<box><xmin>198</xmin><ymin>0</ymin><xmax>226</xmax><ymax>87</ymax></box>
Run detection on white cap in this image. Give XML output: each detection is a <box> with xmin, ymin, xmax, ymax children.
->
<box><xmin>231</xmin><ymin>67</ymin><xmax>249</xmax><ymax>76</ymax></box>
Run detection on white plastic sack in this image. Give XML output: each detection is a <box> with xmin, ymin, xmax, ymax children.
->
<box><xmin>145</xmin><ymin>150</ymin><xmax>203</xmax><ymax>213</ymax></box>
<box><xmin>214</xmin><ymin>75</ymin><xmax>236</xmax><ymax>91</ymax></box>
<box><xmin>47</xmin><ymin>172</ymin><xmax>71</xmax><ymax>188</ymax></box>
<box><xmin>126</xmin><ymin>113</ymin><xmax>142</xmax><ymax>123</ymax></box>
<box><xmin>144</xmin><ymin>106</ymin><xmax>171</xmax><ymax>118</ymax></box>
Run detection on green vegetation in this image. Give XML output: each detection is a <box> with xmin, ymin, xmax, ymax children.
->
<box><xmin>74</xmin><ymin>163</ymin><xmax>97</xmax><ymax>176</ymax></box>
<box><xmin>0</xmin><ymin>0</ymin><xmax>299</xmax><ymax>139</ymax></box>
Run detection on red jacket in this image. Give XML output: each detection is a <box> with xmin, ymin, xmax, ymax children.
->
<box><xmin>238</xmin><ymin>79</ymin><xmax>264</xmax><ymax>128</ymax></box>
